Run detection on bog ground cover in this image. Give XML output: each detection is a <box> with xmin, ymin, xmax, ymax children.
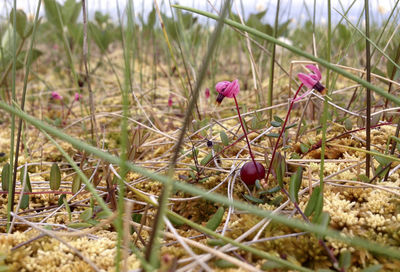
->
<box><xmin>0</xmin><ymin>0</ymin><xmax>400</xmax><ymax>271</ymax></box>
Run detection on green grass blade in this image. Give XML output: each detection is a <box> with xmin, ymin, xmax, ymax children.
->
<box><xmin>1</xmin><ymin>101</ymin><xmax>400</xmax><ymax>260</ymax></box>
<box><xmin>172</xmin><ymin>5</ymin><xmax>400</xmax><ymax>106</ymax></box>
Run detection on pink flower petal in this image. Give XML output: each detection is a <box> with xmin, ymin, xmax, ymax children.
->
<box><xmin>293</xmin><ymin>89</ymin><xmax>313</xmax><ymax>102</ymax></box>
<box><xmin>215</xmin><ymin>81</ymin><xmax>230</xmax><ymax>94</ymax></box>
<box><xmin>205</xmin><ymin>88</ymin><xmax>210</xmax><ymax>99</ymax></box>
<box><xmin>309</xmin><ymin>74</ymin><xmax>319</xmax><ymax>81</ymax></box>
<box><xmin>298</xmin><ymin>73</ymin><xmax>316</xmax><ymax>89</ymax></box>
<box><xmin>74</xmin><ymin>93</ymin><xmax>82</xmax><ymax>101</ymax></box>
<box><xmin>51</xmin><ymin>91</ymin><xmax>63</xmax><ymax>100</ymax></box>
<box><xmin>221</xmin><ymin>79</ymin><xmax>240</xmax><ymax>98</ymax></box>
<box><xmin>305</xmin><ymin>65</ymin><xmax>321</xmax><ymax>81</ymax></box>
<box><xmin>168</xmin><ymin>95</ymin><xmax>173</xmax><ymax>107</ymax></box>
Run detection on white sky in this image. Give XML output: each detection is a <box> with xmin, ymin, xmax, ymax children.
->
<box><xmin>0</xmin><ymin>0</ymin><xmax>397</xmax><ymax>25</ymax></box>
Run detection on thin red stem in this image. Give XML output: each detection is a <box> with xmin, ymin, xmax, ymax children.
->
<box><xmin>64</xmin><ymin>99</ymin><xmax>76</xmax><ymax>122</ymax></box>
<box><xmin>265</xmin><ymin>83</ymin><xmax>304</xmax><ymax>183</ymax></box>
<box><xmin>233</xmin><ymin>95</ymin><xmax>258</xmax><ymax>169</ymax></box>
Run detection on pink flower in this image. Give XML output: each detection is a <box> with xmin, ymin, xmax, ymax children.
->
<box><xmin>215</xmin><ymin>79</ymin><xmax>240</xmax><ymax>104</ymax></box>
<box><xmin>297</xmin><ymin>65</ymin><xmax>325</xmax><ymax>93</ymax></box>
<box><xmin>294</xmin><ymin>65</ymin><xmax>326</xmax><ymax>102</ymax></box>
<box><xmin>205</xmin><ymin>88</ymin><xmax>210</xmax><ymax>99</ymax></box>
<box><xmin>168</xmin><ymin>95</ymin><xmax>173</xmax><ymax>107</ymax></box>
<box><xmin>74</xmin><ymin>93</ymin><xmax>82</xmax><ymax>101</ymax></box>
<box><xmin>51</xmin><ymin>91</ymin><xmax>63</xmax><ymax>100</ymax></box>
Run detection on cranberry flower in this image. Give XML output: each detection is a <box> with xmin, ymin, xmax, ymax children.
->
<box><xmin>205</xmin><ymin>88</ymin><xmax>210</xmax><ymax>99</ymax></box>
<box><xmin>295</xmin><ymin>65</ymin><xmax>326</xmax><ymax>101</ymax></box>
<box><xmin>168</xmin><ymin>95</ymin><xmax>173</xmax><ymax>107</ymax></box>
<box><xmin>215</xmin><ymin>79</ymin><xmax>239</xmax><ymax>104</ymax></box>
<box><xmin>74</xmin><ymin>93</ymin><xmax>82</xmax><ymax>101</ymax></box>
<box><xmin>51</xmin><ymin>91</ymin><xmax>63</xmax><ymax>100</ymax></box>
<box><xmin>214</xmin><ymin>79</ymin><xmax>265</xmax><ymax>185</ymax></box>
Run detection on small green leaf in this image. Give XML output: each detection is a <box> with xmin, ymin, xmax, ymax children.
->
<box><xmin>20</xmin><ymin>168</ymin><xmax>32</xmax><ymax>192</ymax></box>
<box><xmin>191</xmin><ymin>148</ymin><xmax>199</xmax><ymax>158</ymax></box>
<box><xmin>316</xmin><ymin>212</ymin><xmax>330</xmax><ymax>229</ymax></box>
<box><xmin>58</xmin><ymin>194</ymin><xmax>66</xmax><ymax>206</ymax></box>
<box><xmin>300</xmin><ymin>143</ymin><xmax>310</xmax><ymax>153</ymax></box>
<box><xmin>255</xmin><ymin>179</ymin><xmax>263</xmax><ymax>190</ymax></box>
<box><xmin>358</xmin><ymin>174</ymin><xmax>370</xmax><ymax>183</ymax></box>
<box><xmin>267</xmin><ymin>185</ymin><xmax>281</xmax><ymax>194</ymax></box>
<box><xmin>361</xmin><ymin>264</ymin><xmax>382</xmax><ymax>272</ymax></box>
<box><xmin>63</xmin><ymin>196</ymin><xmax>72</xmax><ymax>221</ymax></box>
<box><xmin>376</xmin><ymin>165</ymin><xmax>390</xmax><ymax>178</ymax></box>
<box><xmin>16</xmin><ymin>49</ymin><xmax>42</xmax><ymax>70</ymax></box>
<box><xmin>50</xmin><ymin>163</ymin><xmax>61</xmax><ymax>191</ymax></box>
<box><xmin>207</xmin><ymin>239</ymin><xmax>226</xmax><ymax>246</ymax></box>
<box><xmin>200</xmin><ymin>153</ymin><xmax>213</xmax><ymax>166</ymax></box>
<box><xmin>1</xmin><ymin>163</ymin><xmax>10</xmax><ymax>191</ymax></box>
<box><xmin>96</xmin><ymin>210</ymin><xmax>110</xmax><ymax>220</ymax></box>
<box><xmin>373</xmin><ymin>152</ymin><xmax>391</xmax><ymax>165</ymax></box>
<box><xmin>167</xmin><ymin>214</ymin><xmax>185</xmax><ymax>227</ymax></box>
<box><xmin>270</xmin><ymin>195</ymin><xmax>283</xmax><ymax>206</ymax></box>
<box><xmin>252</xmin><ymin>118</ymin><xmax>267</xmax><ymax>130</ymax></box>
<box><xmin>20</xmin><ymin>193</ymin><xmax>29</xmax><ymax>210</ymax></box>
<box><xmin>285</xmin><ymin>123</ymin><xmax>297</xmax><ymax>130</ymax></box>
<box><xmin>262</xmin><ymin>260</ymin><xmax>284</xmax><ymax>270</ymax></box>
<box><xmin>371</xmin><ymin>113</ymin><xmax>381</xmax><ymax>127</ymax></box>
<box><xmin>304</xmin><ymin>186</ymin><xmax>321</xmax><ymax>217</ymax></box>
<box><xmin>199</xmin><ymin>177</ymin><xmax>208</xmax><ymax>183</ymax></box>
<box><xmin>273</xmin><ymin>115</ymin><xmax>283</xmax><ymax>123</ymax></box>
<box><xmin>243</xmin><ymin>194</ymin><xmax>264</xmax><ymax>204</ymax></box>
<box><xmin>67</xmin><ymin>222</ymin><xmax>93</xmax><ymax>229</ymax></box>
<box><xmin>291</xmin><ymin>153</ymin><xmax>301</xmax><ymax>159</ymax></box>
<box><xmin>339</xmin><ymin>250</ymin><xmax>351</xmax><ymax>269</ymax></box>
<box><xmin>213</xmin><ymin>144</ymin><xmax>222</xmax><ymax>153</ymax></box>
<box><xmin>273</xmin><ymin>153</ymin><xmax>286</xmax><ymax>188</ymax></box>
<box><xmin>315</xmin><ymin>212</ymin><xmax>331</xmax><ymax>238</ymax></box>
<box><xmin>205</xmin><ymin>206</ymin><xmax>224</xmax><ymax>231</ymax></box>
<box><xmin>214</xmin><ymin>259</ymin><xmax>237</xmax><ymax>269</ymax></box>
<box><xmin>289</xmin><ymin>167</ymin><xmax>303</xmax><ymax>203</ymax></box>
<box><xmin>132</xmin><ymin>213</ymin><xmax>142</xmax><ymax>223</ymax></box>
<box><xmin>344</xmin><ymin>118</ymin><xmax>353</xmax><ymax>130</ymax></box>
<box><xmin>20</xmin><ymin>169</ymin><xmax>31</xmax><ymax>210</ymax></box>
<box><xmin>266</xmin><ymin>132</ymin><xmax>279</xmax><ymax>138</ymax></box>
<box><xmin>271</xmin><ymin>121</ymin><xmax>281</xmax><ymax>127</ymax></box>
<box><xmin>72</xmin><ymin>174</ymin><xmax>82</xmax><ymax>194</ymax></box>
<box><xmin>85</xmin><ymin>219</ymin><xmax>99</xmax><ymax>226</ymax></box>
<box><xmin>219</xmin><ymin>131</ymin><xmax>229</xmax><ymax>146</ymax></box>
<box><xmin>80</xmin><ymin>208</ymin><xmax>93</xmax><ymax>222</ymax></box>
<box><xmin>10</xmin><ymin>8</ymin><xmax>27</xmax><ymax>37</ymax></box>
<box><xmin>312</xmin><ymin>192</ymin><xmax>324</xmax><ymax>222</ymax></box>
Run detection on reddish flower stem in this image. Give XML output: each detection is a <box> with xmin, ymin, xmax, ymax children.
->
<box><xmin>64</xmin><ymin>99</ymin><xmax>76</xmax><ymax>123</ymax></box>
<box><xmin>233</xmin><ymin>95</ymin><xmax>258</xmax><ymax>171</ymax></box>
<box><xmin>265</xmin><ymin>83</ymin><xmax>304</xmax><ymax>183</ymax></box>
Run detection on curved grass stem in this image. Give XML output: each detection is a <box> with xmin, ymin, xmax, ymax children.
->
<box><xmin>2</xmin><ymin>100</ymin><xmax>400</xmax><ymax>260</ymax></box>
<box><xmin>144</xmin><ymin>1</ymin><xmax>232</xmax><ymax>268</ymax></box>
